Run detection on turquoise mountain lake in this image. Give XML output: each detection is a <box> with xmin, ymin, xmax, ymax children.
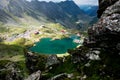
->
<box><xmin>29</xmin><ymin>37</ymin><xmax>79</xmax><ymax>54</ymax></box>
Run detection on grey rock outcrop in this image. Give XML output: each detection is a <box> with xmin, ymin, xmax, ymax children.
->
<box><xmin>85</xmin><ymin>0</ymin><xmax>120</xmax><ymax>50</ymax></box>
<box><xmin>25</xmin><ymin>52</ymin><xmax>47</xmax><ymax>73</ymax></box>
<box><xmin>97</xmin><ymin>0</ymin><xmax>118</xmax><ymax>18</ymax></box>
<box><xmin>25</xmin><ymin>70</ymin><xmax>41</xmax><ymax>80</ymax></box>
<box><xmin>46</xmin><ymin>55</ymin><xmax>60</xmax><ymax>68</ymax></box>
<box><xmin>48</xmin><ymin>73</ymin><xmax>74</xmax><ymax>80</ymax></box>
<box><xmin>0</xmin><ymin>61</ymin><xmax>23</xmax><ymax>80</ymax></box>
<box><xmin>69</xmin><ymin>0</ymin><xmax>120</xmax><ymax>79</ymax></box>
<box><xmin>48</xmin><ymin>73</ymin><xmax>68</xmax><ymax>80</ymax></box>
<box><xmin>25</xmin><ymin>52</ymin><xmax>61</xmax><ymax>73</ymax></box>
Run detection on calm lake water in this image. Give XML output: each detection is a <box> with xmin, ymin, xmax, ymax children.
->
<box><xmin>29</xmin><ymin>37</ymin><xmax>79</xmax><ymax>54</ymax></box>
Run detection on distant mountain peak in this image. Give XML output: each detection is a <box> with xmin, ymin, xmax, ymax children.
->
<box><xmin>79</xmin><ymin>5</ymin><xmax>98</xmax><ymax>17</ymax></box>
<box><xmin>0</xmin><ymin>0</ymin><xmax>92</xmax><ymax>29</ymax></box>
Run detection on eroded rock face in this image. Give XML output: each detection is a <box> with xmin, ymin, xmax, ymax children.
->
<box><xmin>85</xmin><ymin>0</ymin><xmax>120</xmax><ymax>50</ymax></box>
<box><xmin>25</xmin><ymin>52</ymin><xmax>47</xmax><ymax>73</ymax></box>
<box><xmin>86</xmin><ymin>0</ymin><xmax>120</xmax><ymax>79</ymax></box>
<box><xmin>68</xmin><ymin>46</ymin><xmax>89</xmax><ymax>64</ymax></box>
<box><xmin>69</xmin><ymin>0</ymin><xmax>120</xmax><ymax>79</ymax></box>
<box><xmin>46</xmin><ymin>55</ymin><xmax>60</xmax><ymax>68</ymax></box>
<box><xmin>48</xmin><ymin>73</ymin><xmax>68</xmax><ymax>80</ymax></box>
<box><xmin>25</xmin><ymin>52</ymin><xmax>61</xmax><ymax>74</ymax></box>
<box><xmin>0</xmin><ymin>60</ymin><xmax>23</xmax><ymax>80</ymax></box>
<box><xmin>97</xmin><ymin>0</ymin><xmax>118</xmax><ymax>18</ymax></box>
<box><xmin>25</xmin><ymin>70</ymin><xmax>41</xmax><ymax>80</ymax></box>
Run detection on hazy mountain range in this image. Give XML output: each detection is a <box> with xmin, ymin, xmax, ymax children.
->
<box><xmin>79</xmin><ymin>5</ymin><xmax>98</xmax><ymax>17</ymax></box>
<box><xmin>0</xmin><ymin>0</ymin><xmax>97</xmax><ymax>29</ymax></box>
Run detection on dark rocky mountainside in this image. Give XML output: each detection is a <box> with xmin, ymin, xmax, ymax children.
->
<box><xmin>97</xmin><ymin>0</ymin><xmax>118</xmax><ymax>18</ymax></box>
<box><xmin>0</xmin><ymin>0</ymin><xmax>91</xmax><ymax>29</ymax></box>
<box><xmin>70</xmin><ymin>0</ymin><xmax>120</xmax><ymax>79</ymax></box>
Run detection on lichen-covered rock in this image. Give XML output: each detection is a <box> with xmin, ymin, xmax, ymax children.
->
<box><xmin>85</xmin><ymin>0</ymin><xmax>120</xmax><ymax>50</ymax></box>
<box><xmin>0</xmin><ymin>60</ymin><xmax>24</xmax><ymax>80</ymax></box>
<box><xmin>46</xmin><ymin>55</ymin><xmax>60</xmax><ymax>68</ymax></box>
<box><xmin>25</xmin><ymin>70</ymin><xmax>41</xmax><ymax>80</ymax></box>
<box><xmin>25</xmin><ymin>52</ymin><xmax>47</xmax><ymax>73</ymax></box>
<box><xmin>69</xmin><ymin>0</ymin><xmax>120</xmax><ymax>79</ymax></box>
<box><xmin>48</xmin><ymin>73</ymin><xmax>68</xmax><ymax>80</ymax></box>
<box><xmin>86</xmin><ymin>0</ymin><xmax>120</xmax><ymax>79</ymax></box>
<box><xmin>68</xmin><ymin>46</ymin><xmax>89</xmax><ymax>64</ymax></box>
<box><xmin>97</xmin><ymin>0</ymin><xmax>118</xmax><ymax>18</ymax></box>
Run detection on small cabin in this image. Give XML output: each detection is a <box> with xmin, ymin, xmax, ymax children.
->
<box><xmin>76</xmin><ymin>33</ymin><xmax>81</xmax><ymax>37</ymax></box>
<box><xmin>40</xmin><ymin>25</ymin><xmax>46</xmax><ymax>28</ymax></box>
<box><xmin>34</xmin><ymin>31</ymin><xmax>39</xmax><ymax>35</ymax></box>
<box><xmin>61</xmin><ymin>30</ymin><xmax>67</xmax><ymax>34</ymax></box>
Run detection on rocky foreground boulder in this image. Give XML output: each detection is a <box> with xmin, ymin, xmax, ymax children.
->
<box><xmin>46</xmin><ymin>55</ymin><xmax>60</xmax><ymax>68</ymax></box>
<box><xmin>25</xmin><ymin>52</ymin><xmax>47</xmax><ymax>73</ymax></box>
<box><xmin>25</xmin><ymin>70</ymin><xmax>41</xmax><ymax>80</ymax></box>
<box><xmin>97</xmin><ymin>0</ymin><xmax>118</xmax><ymax>18</ymax></box>
<box><xmin>85</xmin><ymin>0</ymin><xmax>120</xmax><ymax>49</ymax></box>
<box><xmin>0</xmin><ymin>60</ymin><xmax>24</xmax><ymax>80</ymax></box>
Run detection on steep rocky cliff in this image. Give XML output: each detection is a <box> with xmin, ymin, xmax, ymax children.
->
<box><xmin>69</xmin><ymin>0</ymin><xmax>120</xmax><ymax>79</ymax></box>
<box><xmin>97</xmin><ymin>0</ymin><xmax>118</xmax><ymax>18</ymax></box>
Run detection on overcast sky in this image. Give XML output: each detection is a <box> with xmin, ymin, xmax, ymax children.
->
<box><xmin>26</xmin><ymin>0</ymin><xmax>98</xmax><ymax>5</ymax></box>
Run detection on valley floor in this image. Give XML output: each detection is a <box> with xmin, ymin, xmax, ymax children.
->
<box><xmin>0</xmin><ymin>23</ymin><xmax>87</xmax><ymax>80</ymax></box>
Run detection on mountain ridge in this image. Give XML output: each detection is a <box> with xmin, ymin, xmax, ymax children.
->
<box><xmin>0</xmin><ymin>0</ymin><xmax>92</xmax><ymax>29</ymax></box>
<box><xmin>79</xmin><ymin>5</ymin><xmax>98</xmax><ymax>17</ymax></box>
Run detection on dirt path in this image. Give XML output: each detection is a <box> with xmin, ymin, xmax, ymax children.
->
<box><xmin>6</xmin><ymin>29</ymin><xmax>37</xmax><ymax>42</ymax></box>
